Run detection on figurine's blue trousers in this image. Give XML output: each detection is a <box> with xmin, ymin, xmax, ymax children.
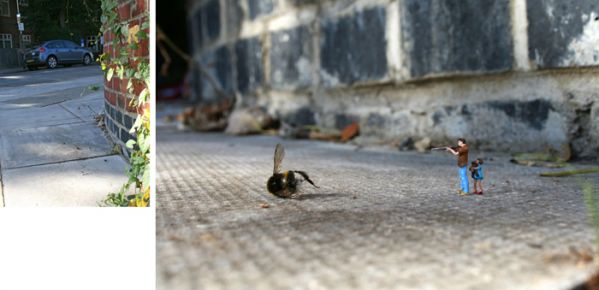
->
<box><xmin>458</xmin><ymin>166</ymin><xmax>469</xmax><ymax>193</ymax></box>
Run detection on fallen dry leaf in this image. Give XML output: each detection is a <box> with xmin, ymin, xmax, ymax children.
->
<box><xmin>544</xmin><ymin>246</ymin><xmax>594</xmax><ymax>266</ymax></box>
<box><xmin>167</xmin><ymin>234</ymin><xmax>184</xmax><ymax>242</ymax></box>
<box><xmin>198</xmin><ymin>233</ymin><xmax>216</xmax><ymax>242</ymax></box>
<box><xmin>340</xmin><ymin>122</ymin><xmax>359</xmax><ymax>142</ymax></box>
<box><xmin>225</xmin><ymin>107</ymin><xmax>277</xmax><ymax>135</ymax></box>
<box><xmin>260</xmin><ymin>203</ymin><xmax>270</xmax><ymax>208</ymax></box>
<box><xmin>309</xmin><ymin>131</ymin><xmax>340</xmax><ymax>141</ymax></box>
<box><xmin>178</xmin><ymin>99</ymin><xmax>234</xmax><ymax>131</ymax></box>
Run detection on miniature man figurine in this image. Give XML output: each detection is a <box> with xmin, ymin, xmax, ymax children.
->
<box><xmin>446</xmin><ymin>138</ymin><xmax>469</xmax><ymax>195</ymax></box>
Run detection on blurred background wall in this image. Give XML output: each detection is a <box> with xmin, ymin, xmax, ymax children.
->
<box><xmin>172</xmin><ymin>0</ymin><xmax>598</xmax><ymax>158</ymax></box>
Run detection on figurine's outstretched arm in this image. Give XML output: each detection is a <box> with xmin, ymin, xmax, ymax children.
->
<box><xmin>446</xmin><ymin>147</ymin><xmax>459</xmax><ymax>156</ymax></box>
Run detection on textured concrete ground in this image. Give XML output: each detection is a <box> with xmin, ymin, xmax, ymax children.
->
<box><xmin>157</xmin><ymin>126</ymin><xmax>598</xmax><ymax>290</ymax></box>
<box><xmin>0</xmin><ymin>66</ymin><xmax>128</xmax><ymax>206</ymax></box>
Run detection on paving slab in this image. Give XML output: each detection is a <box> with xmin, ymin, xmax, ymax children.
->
<box><xmin>60</xmin><ymin>91</ymin><xmax>105</xmax><ymax>119</ymax></box>
<box><xmin>0</xmin><ymin>86</ymin><xmax>96</xmax><ymax>109</ymax></box>
<box><xmin>0</xmin><ymin>105</ymin><xmax>83</xmax><ymax>130</ymax></box>
<box><xmin>157</xmin><ymin>128</ymin><xmax>598</xmax><ymax>290</ymax></box>
<box><xmin>0</xmin><ymin>122</ymin><xmax>113</xmax><ymax>169</ymax></box>
<box><xmin>2</xmin><ymin>155</ymin><xmax>128</xmax><ymax>207</ymax></box>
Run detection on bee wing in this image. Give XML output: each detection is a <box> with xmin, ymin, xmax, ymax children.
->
<box><xmin>273</xmin><ymin>143</ymin><xmax>285</xmax><ymax>174</ymax></box>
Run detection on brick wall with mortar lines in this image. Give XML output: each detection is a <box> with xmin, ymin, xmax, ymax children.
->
<box><xmin>187</xmin><ymin>0</ymin><xmax>599</xmax><ymax>158</ymax></box>
<box><xmin>103</xmin><ymin>0</ymin><xmax>149</xmax><ymax>158</ymax></box>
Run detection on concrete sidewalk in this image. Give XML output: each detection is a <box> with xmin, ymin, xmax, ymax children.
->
<box><xmin>0</xmin><ymin>66</ymin><xmax>128</xmax><ymax>206</ymax></box>
<box><xmin>157</xmin><ymin>126</ymin><xmax>598</xmax><ymax>290</ymax></box>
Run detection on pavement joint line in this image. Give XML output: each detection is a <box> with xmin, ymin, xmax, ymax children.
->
<box><xmin>58</xmin><ymin>103</ymin><xmax>88</xmax><ymax>123</ymax></box>
<box><xmin>39</xmin><ymin>88</ymin><xmax>91</xmax><ymax>108</ymax></box>
<box><xmin>86</xmin><ymin>104</ymin><xmax>101</xmax><ymax>116</ymax></box>
<box><xmin>4</xmin><ymin>153</ymin><xmax>119</xmax><ymax>171</ymax></box>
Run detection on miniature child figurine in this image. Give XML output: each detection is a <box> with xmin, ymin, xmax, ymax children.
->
<box><xmin>446</xmin><ymin>138</ymin><xmax>469</xmax><ymax>195</ymax></box>
<box><xmin>469</xmin><ymin>161</ymin><xmax>479</xmax><ymax>180</ymax></box>
<box><xmin>470</xmin><ymin>159</ymin><xmax>484</xmax><ymax>195</ymax></box>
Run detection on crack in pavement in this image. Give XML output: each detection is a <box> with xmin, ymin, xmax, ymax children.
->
<box><xmin>59</xmin><ymin>103</ymin><xmax>88</xmax><ymax>123</ymax></box>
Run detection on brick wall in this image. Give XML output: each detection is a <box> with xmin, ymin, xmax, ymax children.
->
<box><xmin>187</xmin><ymin>0</ymin><xmax>599</xmax><ymax>158</ymax></box>
<box><xmin>103</xmin><ymin>0</ymin><xmax>149</xmax><ymax>157</ymax></box>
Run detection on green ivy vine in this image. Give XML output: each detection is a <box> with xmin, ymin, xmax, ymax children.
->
<box><xmin>100</xmin><ymin>0</ymin><xmax>150</xmax><ymax>207</ymax></box>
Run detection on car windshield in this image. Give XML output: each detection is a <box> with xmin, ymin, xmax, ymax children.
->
<box><xmin>63</xmin><ymin>41</ymin><xmax>78</xmax><ymax>48</ymax></box>
<box><xmin>44</xmin><ymin>41</ymin><xmax>63</xmax><ymax>48</ymax></box>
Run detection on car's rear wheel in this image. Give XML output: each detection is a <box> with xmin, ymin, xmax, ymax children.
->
<box><xmin>83</xmin><ymin>54</ymin><xmax>92</xmax><ymax>66</ymax></box>
<box><xmin>47</xmin><ymin>56</ymin><xmax>57</xmax><ymax>69</ymax></box>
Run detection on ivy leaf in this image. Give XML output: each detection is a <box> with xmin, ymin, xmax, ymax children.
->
<box><xmin>139</xmin><ymin>88</ymin><xmax>149</xmax><ymax>103</ymax></box>
<box><xmin>128</xmin><ymin>68</ymin><xmax>136</xmax><ymax>78</ymax></box>
<box><xmin>125</xmin><ymin>139</ymin><xmax>136</xmax><ymax>149</ymax></box>
<box><xmin>121</xmin><ymin>24</ymin><xmax>129</xmax><ymax>38</ymax></box>
<box><xmin>136</xmin><ymin>30</ymin><xmax>147</xmax><ymax>40</ymax></box>
<box><xmin>142</xmin><ymin>165</ymin><xmax>150</xmax><ymax>191</ymax></box>
<box><xmin>130</xmin><ymin>116</ymin><xmax>143</xmax><ymax>133</ymax></box>
<box><xmin>117</xmin><ymin>66</ymin><xmax>125</xmax><ymax>78</ymax></box>
<box><xmin>139</xmin><ymin>133</ymin><xmax>150</xmax><ymax>154</ymax></box>
<box><xmin>106</xmin><ymin>67</ymin><xmax>114</xmax><ymax>81</ymax></box>
<box><xmin>128</xmin><ymin>43</ymin><xmax>139</xmax><ymax>50</ymax></box>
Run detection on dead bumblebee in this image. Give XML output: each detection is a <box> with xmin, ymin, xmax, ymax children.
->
<box><xmin>267</xmin><ymin>143</ymin><xmax>318</xmax><ymax>198</ymax></box>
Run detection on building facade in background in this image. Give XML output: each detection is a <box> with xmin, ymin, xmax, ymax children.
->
<box><xmin>0</xmin><ymin>0</ymin><xmax>32</xmax><ymax>49</ymax></box>
<box><xmin>186</xmin><ymin>0</ymin><xmax>599</xmax><ymax>158</ymax></box>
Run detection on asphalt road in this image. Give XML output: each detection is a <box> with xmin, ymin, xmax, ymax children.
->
<box><xmin>0</xmin><ymin>64</ymin><xmax>102</xmax><ymax>88</ymax></box>
<box><xmin>157</xmin><ymin>127</ymin><xmax>598</xmax><ymax>290</ymax></box>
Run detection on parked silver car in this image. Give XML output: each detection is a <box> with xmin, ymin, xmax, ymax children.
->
<box><xmin>24</xmin><ymin>40</ymin><xmax>94</xmax><ymax>70</ymax></box>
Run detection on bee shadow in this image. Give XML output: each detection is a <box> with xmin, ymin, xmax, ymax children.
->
<box><xmin>295</xmin><ymin>193</ymin><xmax>350</xmax><ymax>200</ymax></box>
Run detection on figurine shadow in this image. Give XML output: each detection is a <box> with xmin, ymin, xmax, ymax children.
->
<box><xmin>295</xmin><ymin>193</ymin><xmax>349</xmax><ymax>200</ymax></box>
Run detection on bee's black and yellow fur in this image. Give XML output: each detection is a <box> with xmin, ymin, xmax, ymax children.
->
<box><xmin>267</xmin><ymin>144</ymin><xmax>318</xmax><ymax>198</ymax></box>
